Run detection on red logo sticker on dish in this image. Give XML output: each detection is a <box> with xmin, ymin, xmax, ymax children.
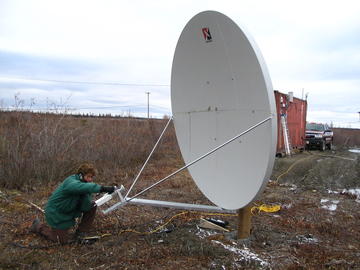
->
<box><xmin>202</xmin><ymin>27</ymin><xmax>212</xmax><ymax>42</ymax></box>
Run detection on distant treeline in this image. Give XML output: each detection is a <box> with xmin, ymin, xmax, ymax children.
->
<box><xmin>0</xmin><ymin>109</ymin><xmax>170</xmax><ymax>120</ymax></box>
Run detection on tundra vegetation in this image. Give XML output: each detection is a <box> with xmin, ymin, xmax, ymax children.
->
<box><xmin>0</xmin><ymin>106</ymin><xmax>359</xmax><ymax>269</ymax></box>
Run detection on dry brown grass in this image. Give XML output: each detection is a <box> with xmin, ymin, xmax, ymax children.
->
<box><xmin>333</xmin><ymin>128</ymin><xmax>360</xmax><ymax>148</ymax></box>
<box><xmin>0</xmin><ymin>110</ymin><xmax>180</xmax><ymax>190</ymax></box>
<box><xmin>1</xmin><ymin>109</ymin><xmax>360</xmax><ymax>269</ymax></box>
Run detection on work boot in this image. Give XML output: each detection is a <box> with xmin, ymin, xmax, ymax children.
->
<box><xmin>29</xmin><ymin>218</ymin><xmax>40</xmax><ymax>233</ymax></box>
<box><xmin>78</xmin><ymin>235</ymin><xmax>100</xmax><ymax>245</ymax></box>
<box><xmin>74</xmin><ymin>230</ymin><xmax>87</xmax><ymax>242</ymax></box>
<box><xmin>74</xmin><ymin>230</ymin><xmax>86</xmax><ymax>238</ymax></box>
<box><xmin>75</xmin><ymin>230</ymin><xmax>99</xmax><ymax>245</ymax></box>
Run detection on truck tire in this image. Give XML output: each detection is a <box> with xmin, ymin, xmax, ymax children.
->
<box><xmin>320</xmin><ymin>141</ymin><xmax>326</xmax><ymax>151</ymax></box>
<box><xmin>327</xmin><ymin>142</ymin><xmax>332</xmax><ymax>150</ymax></box>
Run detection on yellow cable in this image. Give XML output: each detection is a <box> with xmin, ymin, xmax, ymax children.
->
<box><xmin>251</xmin><ymin>204</ymin><xmax>281</xmax><ymax>215</ymax></box>
<box><xmin>117</xmin><ymin>211</ymin><xmax>237</xmax><ymax>235</ymax></box>
<box><xmin>114</xmin><ymin>152</ymin><xmax>330</xmax><ymax>236</ymax></box>
<box><xmin>118</xmin><ymin>211</ymin><xmax>189</xmax><ymax>235</ymax></box>
<box><xmin>275</xmin><ymin>153</ymin><xmax>312</xmax><ymax>182</ymax></box>
<box><xmin>194</xmin><ymin>211</ymin><xmax>236</xmax><ymax>217</ymax></box>
<box><xmin>274</xmin><ymin>150</ymin><xmax>352</xmax><ymax>183</ymax></box>
<box><xmin>116</xmin><ymin>204</ymin><xmax>282</xmax><ymax>236</ymax></box>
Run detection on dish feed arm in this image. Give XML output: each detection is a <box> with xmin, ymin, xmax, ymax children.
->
<box><xmin>95</xmin><ymin>185</ymin><xmax>126</xmax><ymax>207</ymax></box>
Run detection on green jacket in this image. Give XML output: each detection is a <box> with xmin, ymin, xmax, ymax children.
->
<box><xmin>45</xmin><ymin>174</ymin><xmax>101</xmax><ymax>230</ymax></box>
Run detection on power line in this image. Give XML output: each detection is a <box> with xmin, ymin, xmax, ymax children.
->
<box><xmin>0</xmin><ymin>76</ymin><xmax>170</xmax><ymax>87</ymax></box>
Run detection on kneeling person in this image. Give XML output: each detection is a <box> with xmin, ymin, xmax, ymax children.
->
<box><xmin>30</xmin><ymin>163</ymin><xmax>115</xmax><ymax>244</ymax></box>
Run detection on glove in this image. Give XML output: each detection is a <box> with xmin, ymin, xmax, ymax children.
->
<box><xmin>100</xmin><ymin>186</ymin><xmax>115</xmax><ymax>194</ymax></box>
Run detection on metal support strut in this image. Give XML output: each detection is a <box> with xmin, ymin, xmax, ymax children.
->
<box><xmin>125</xmin><ymin>116</ymin><xmax>173</xmax><ymax>198</ymax></box>
<box><xmin>103</xmin><ymin>116</ymin><xmax>272</xmax><ymax>214</ymax></box>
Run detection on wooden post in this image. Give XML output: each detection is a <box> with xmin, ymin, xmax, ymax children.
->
<box><xmin>237</xmin><ymin>205</ymin><xmax>252</xmax><ymax>239</ymax></box>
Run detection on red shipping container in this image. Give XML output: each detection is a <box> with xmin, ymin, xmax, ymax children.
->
<box><xmin>274</xmin><ymin>90</ymin><xmax>307</xmax><ymax>155</ymax></box>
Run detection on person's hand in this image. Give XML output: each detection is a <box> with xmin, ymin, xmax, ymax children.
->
<box><xmin>100</xmin><ymin>186</ymin><xmax>116</xmax><ymax>194</ymax></box>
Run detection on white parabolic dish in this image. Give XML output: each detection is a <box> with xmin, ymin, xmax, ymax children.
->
<box><xmin>171</xmin><ymin>11</ymin><xmax>277</xmax><ymax>210</ymax></box>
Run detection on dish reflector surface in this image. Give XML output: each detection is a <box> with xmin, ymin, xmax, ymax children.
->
<box><xmin>171</xmin><ymin>11</ymin><xmax>277</xmax><ymax>210</ymax></box>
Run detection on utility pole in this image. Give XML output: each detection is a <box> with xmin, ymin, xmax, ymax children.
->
<box><xmin>146</xmin><ymin>91</ymin><xmax>150</xmax><ymax>119</ymax></box>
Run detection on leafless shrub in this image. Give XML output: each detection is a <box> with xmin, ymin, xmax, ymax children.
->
<box><xmin>0</xmin><ymin>102</ymin><xmax>179</xmax><ymax>190</ymax></box>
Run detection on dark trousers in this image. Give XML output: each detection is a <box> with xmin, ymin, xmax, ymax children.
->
<box><xmin>37</xmin><ymin>206</ymin><xmax>97</xmax><ymax>244</ymax></box>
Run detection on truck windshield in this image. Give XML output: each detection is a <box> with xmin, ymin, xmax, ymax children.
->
<box><xmin>306</xmin><ymin>123</ymin><xmax>324</xmax><ymax>131</ymax></box>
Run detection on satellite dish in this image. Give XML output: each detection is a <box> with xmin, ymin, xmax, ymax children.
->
<box><xmin>171</xmin><ymin>11</ymin><xmax>277</xmax><ymax>210</ymax></box>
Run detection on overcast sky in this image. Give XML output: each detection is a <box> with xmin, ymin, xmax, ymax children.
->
<box><xmin>0</xmin><ymin>0</ymin><xmax>359</xmax><ymax>128</ymax></box>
